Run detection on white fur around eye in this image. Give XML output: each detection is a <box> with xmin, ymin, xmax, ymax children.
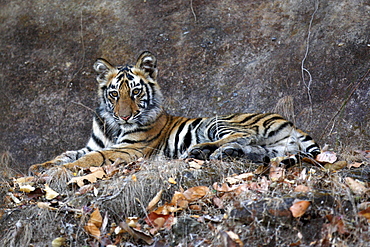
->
<box><xmin>97</xmin><ymin>64</ymin><xmax>106</xmax><ymax>72</ymax></box>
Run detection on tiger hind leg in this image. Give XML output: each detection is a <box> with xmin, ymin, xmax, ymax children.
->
<box><xmin>181</xmin><ymin>134</ymin><xmax>256</xmax><ymax>160</ymax></box>
<box><xmin>210</xmin><ymin>143</ymin><xmax>269</xmax><ymax>163</ymax></box>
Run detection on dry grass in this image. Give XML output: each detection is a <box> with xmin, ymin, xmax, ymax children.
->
<box><xmin>0</xmin><ymin>153</ymin><xmax>369</xmax><ymax>246</ymax></box>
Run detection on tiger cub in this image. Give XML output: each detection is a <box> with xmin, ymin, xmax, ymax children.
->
<box><xmin>30</xmin><ymin>51</ymin><xmax>320</xmax><ymax>172</ymax></box>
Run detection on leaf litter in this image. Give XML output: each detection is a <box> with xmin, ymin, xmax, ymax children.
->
<box><xmin>0</xmin><ymin>150</ymin><xmax>369</xmax><ymax>246</ymax></box>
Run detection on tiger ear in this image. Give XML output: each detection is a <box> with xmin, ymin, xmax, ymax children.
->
<box><xmin>93</xmin><ymin>58</ymin><xmax>115</xmax><ymax>83</ymax></box>
<box><xmin>135</xmin><ymin>51</ymin><xmax>157</xmax><ymax>80</ymax></box>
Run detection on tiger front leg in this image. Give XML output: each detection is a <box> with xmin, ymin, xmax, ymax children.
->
<box><xmin>29</xmin><ymin>150</ymin><xmax>84</xmax><ymax>173</ymax></box>
<box><xmin>62</xmin><ymin>149</ymin><xmax>141</xmax><ymax>170</ymax></box>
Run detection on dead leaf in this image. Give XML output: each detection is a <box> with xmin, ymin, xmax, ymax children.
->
<box><xmin>44</xmin><ymin>184</ymin><xmax>59</xmax><ymax>200</ymax></box>
<box><xmin>188</xmin><ymin>159</ymin><xmax>204</xmax><ymax>169</ymax></box>
<box><xmin>254</xmin><ymin>165</ymin><xmax>269</xmax><ymax>175</ymax></box>
<box><xmin>145</xmin><ymin>212</ymin><xmax>175</xmax><ymax>232</ymax></box>
<box><xmin>213</xmin><ymin>182</ymin><xmax>232</xmax><ymax>192</ymax></box>
<box><xmin>9</xmin><ymin>193</ymin><xmax>21</xmax><ymax>204</ymax></box>
<box><xmin>119</xmin><ymin>221</ymin><xmax>154</xmax><ymax>244</ymax></box>
<box><xmin>326</xmin><ymin>215</ymin><xmax>350</xmax><ymax>235</ymax></box>
<box><xmin>68</xmin><ymin>167</ymin><xmax>106</xmax><ymax>187</ymax></box>
<box><xmin>169</xmin><ymin>191</ymin><xmax>188</xmax><ymax>210</ymax></box>
<box><xmin>168</xmin><ymin>177</ymin><xmax>177</xmax><ymax>184</ymax></box>
<box><xmin>324</xmin><ymin>160</ymin><xmax>347</xmax><ymax>171</ymax></box>
<box><xmin>51</xmin><ymin>237</ymin><xmax>66</xmax><ymax>247</ymax></box>
<box><xmin>220</xmin><ymin>230</ymin><xmax>240</xmax><ymax>247</ymax></box>
<box><xmin>269</xmin><ymin>164</ymin><xmax>285</xmax><ymax>181</ymax></box>
<box><xmin>189</xmin><ymin>204</ymin><xmax>202</xmax><ymax>211</ymax></box>
<box><xmin>345</xmin><ymin>177</ymin><xmax>367</xmax><ymax>195</ymax></box>
<box><xmin>75</xmin><ymin>184</ymin><xmax>95</xmax><ymax>195</ymax></box>
<box><xmin>225</xmin><ymin>172</ymin><xmax>254</xmax><ymax>184</ymax></box>
<box><xmin>290</xmin><ymin>200</ymin><xmax>310</xmax><ymax>217</ymax></box>
<box><xmin>347</xmin><ymin>162</ymin><xmax>364</xmax><ymax>169</ymax></box>
<box><xmin>37</xmin><ymin>202</ymin><xmax>56</xmax><ymax>210</ymax></box>
<box><xmin>103</xmin><ymin>158</ymin><xmax>121</xmax><ymax>177</ymax></box>
<box><xmin>358</xmin><ymin>207</ymin><xmax>370</xmax><ymax>222</ymax></box>
<box><xmin>183</xmin><ymin>186</ymin><xmax>209</xmax><ymax>202</ymax></box>
<box><xmin>84</xmin><ymin>207</ymin><xmax>103</xmax><ymax>239</ymax></box>
<box><xmin>15</xmin><ymin>176</ymin><xmax>35</xmax><ymax>184</ymax></box>
<box><xmin>90</xmin><ymin>207</ymin><xmax>103</xmax><ymax>228</ymax></box>
<box><xmin>19</xmin><ymin>184</ymin><xmax>35</xmax><ymax>193</ymax></box>
<box><xmin>232</xmin><ymin>183</ymin><xmax>249</xmax><ymax>193</ymax></box>
<box><xmin>226</xmin><ymin>231</ymin><xmax>244</xmax><ymax>246</ymax></box>
<box><xmin>316</xmin><ymin>151</ymin><xmax>337</xmax><ymax>163</ymax></box>
<box><xmin>147</xmin><ymin>189</ymin><xmax>163</xmax><ymax>211</ymax></box>
<box><xmin>84</xmin><ymin>222</ymin><xmax>101</xmax><ymax>240</ymax></box>
<box><xmin>294</xmin><ymin>185</ymin><xmax>311</xmax><ymax>193</ymax></box>
<box><xmin>126</xmin><ymin>217</ymin><xmax>140</xmax><ymax>228</ymax></box>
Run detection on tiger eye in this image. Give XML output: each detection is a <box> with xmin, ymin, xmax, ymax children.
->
<box><xmin>110</xmin><ymin>91</ymin><xmax>118</xmax><ymax>97</ymax></box>
<box><xmin>132</xmin><ymin>89</ymin><xmax>141</xmax><ymax>95</ymax></box>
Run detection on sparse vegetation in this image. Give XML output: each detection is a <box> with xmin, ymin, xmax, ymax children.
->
<box><xmin>0</xmin><ymin>150</ymin><xmax>369</xmax><ymax>246</ymax></box>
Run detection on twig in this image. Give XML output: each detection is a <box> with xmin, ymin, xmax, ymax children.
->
<box><xmin>301</xmin><ymin>0</ymin><xmax>320</xmax><ymax>116</ymax></box>
<box><xmin>190</xmin><ymin>0</ymin><xmax>197</xmax><ymax>22</ymax></box>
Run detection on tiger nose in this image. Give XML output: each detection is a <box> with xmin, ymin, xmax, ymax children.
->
<box><xmin>120</xmin><ymin>115</ymin><xmax>131</xmax><ymax>121</ymax></box>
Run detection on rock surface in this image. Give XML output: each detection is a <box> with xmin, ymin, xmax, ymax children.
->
<box><xmin>0</xmin><ymin>0</ymin><xmax>369</xmax><ymax>171</ymax></box>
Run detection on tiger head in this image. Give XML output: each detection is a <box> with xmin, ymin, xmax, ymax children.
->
<box><xmin>93</xmin><ymin>51</ymin><xmax>164</xmax><ymax>127</ymax></box>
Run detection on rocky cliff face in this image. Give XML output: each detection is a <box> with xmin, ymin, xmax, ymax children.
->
<box><xmin>0</xmin><ymin>0</ymin><xmax>369</xmax><ymax>171</ymax></box>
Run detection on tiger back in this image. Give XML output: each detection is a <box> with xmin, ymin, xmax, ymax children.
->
<box><xmin>29</xmin><ymin>51</ymin><xmax>320</xmax><ymax>172</ymax></box>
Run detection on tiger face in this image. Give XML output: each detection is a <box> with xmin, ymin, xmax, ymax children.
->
<box><xmin>93</xmin><ymin>52</ymin><xmax>163</xmax><ymax>128</ymax></box>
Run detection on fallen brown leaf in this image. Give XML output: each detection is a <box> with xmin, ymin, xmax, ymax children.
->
<box><xmin>269</xmin><ymin>164</ymin><xmax>285</xmax><ymax>181</ymax></box>
<box><xmin>226</xmin><ymin>231</ymin><xmax>243</xmax><ymax>246</ymax></box>
<box><xmin>347</xmin><ymin>162</ymin><xmax>364</xmax><ymax>169</ymax></box>
<box><xmin>19</xmin><ymin>184</ymin><xmax>35</xmax><ymax>193</ymax></box>
<box><xmin>51</xmin><ymin>237</ymin><xmax>66</xmax><ymax>247</ymax></box>
<box><xmin>169</xmin><ymin>191</ymin><xmax>188</xmax><ymax>209</ymax></box>
<box><xmin>44</xmin><ymin>184</ymin><xmax>59</xmax><ymax>200</ymax></box>
<box><xmin>326</xmin><ymin>215</ymin><xmax>350</xmax><ymax>235</ymax></box>
<box><xmin>68</xmin><ymin>167</ymin><xmax>106</xmax><ymax>187</ymax></box>
<box><xmin>183</xmin><ymin>186</ymin><xmax>209</xmax><ymax>202</ymax></box>
<box><xmin>213</xmin><ymin>182</ymin><xmax>234</xmax><ymax>192</ymax></box>
<box><xmin>37</xmin><ymin>202</ymin><xmax>57</xmax><ymax>210</ymax></box>
<box><xmin>145</xmin><ymin>212</ymin><xmax>175</xmax><ymax>234</ymax></box>
<box><xmin>119</xmin><ymin>221</ymin><xmax>154</xmax><ymax>244</ymax></box>
<box><xmin>358</xmin><ymin>207</ymin><xmax>370</xmax><ymax>222</ymax></box>
<box><xmin>213</xmin><ymin>196</ymin><xmax>224</xmax><ymax>208</ymax></box>
<box><xmin>294</xmin><ymin>185</ymin><xmax>311</xmax><ymax>193</ymax></box>
<box><xmin>324</xmin><ymin>160</ymin><xmax>347</xmax><ymax>171</ymax></box>
<box><xmin>290</xmin><ymin>200</ymin><xmax>310</xmax><ymax>217</ymax></box>
<box><xmin>345</xmin><ymin>177</ymin><xmax>367</xmax><ymax>195</ymax></box>
<box><xmin>316</xmin><ymin>151</ymin><xmax>337</xmax><ymax>164</ymax></box>
<box><xmin>147</xmin><ymin>189</ymin><xmax>163</xmax><ymax>211</ymax></box>
<box><xmin>188</xmin><ymin>158</ymin><xmax>204</xmax><ymax>169</ymax></box>
<box><xmin>225</xmin><ymin>172</ymin><xmax>254</xmax><ymax>184</ymax></box>
<box><xmin>84</xmin><ymin>207</ymin><xmax>103</xmax><ymax>239</ymax></box>
<box><xmin>189</xmin><ymin>204</ymin><xmax>202</xmax><ymax>211</ymax></box>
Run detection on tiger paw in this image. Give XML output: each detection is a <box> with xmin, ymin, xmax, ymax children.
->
<box><xmin>182</xmin><ymin>144</ymin><xmax>218</xmax><ymax>160</ymax></box>
<box><xmin>210</xmin><ymin>143</ymin><xmax>244</xmax><ymax>160</ymax></box>
<box><xmin>29</xmin><ymin>162</ymin><xmax>55</xmax><ymax>174</ymax></box>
